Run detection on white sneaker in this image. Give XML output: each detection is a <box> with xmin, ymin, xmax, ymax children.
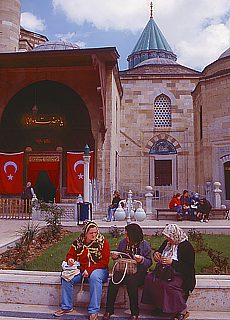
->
<box><xmin>200</xmin><ymin>219</ymin><xmax>203</xmax><ymax>222</ymax></box>
<box><xmin>204</xmin><ymin>219</ymin><xmax>209</xmax><ymax>223</ymax></box>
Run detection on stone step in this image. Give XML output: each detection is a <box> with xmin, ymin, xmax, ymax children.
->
<box><xmin>0</xmin><ymin>305</ymin><xmax>230</xmax><ymax>320</ymax></box>
<box><xmin>0</xmin><ymin>271</ymin><xmax>229</xmax><ymax>313</ymax></box>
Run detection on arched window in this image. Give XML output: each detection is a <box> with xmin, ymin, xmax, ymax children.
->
<box><xmin>154</xmin><ymin>94</ymin><xmax>171</xmax><ymax>127</ymax></box>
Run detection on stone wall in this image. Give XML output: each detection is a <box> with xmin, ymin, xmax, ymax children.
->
<box><xmin>193</xmin><ymin>57</ymin><xmax>230</xmax><ymax>205</ymax></box>
<box><xmin>119</xmin><ymin>68</ymin><xmax>199</xmax><ymax>194</ymax></box>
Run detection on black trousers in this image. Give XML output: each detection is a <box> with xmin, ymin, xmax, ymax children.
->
<box><xmin>105</xmin><ymin>271</ymin><xmax>146</xmax><ymax>316</ymax></box>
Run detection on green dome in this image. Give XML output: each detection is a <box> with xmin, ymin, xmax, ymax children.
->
<box><xmin>128</xmin><ymin>17</ymin><xmax>177</xmax><ymax>69</ymax></box>
<box><xmin>132</xmin><ymin>17</ymin><xmax>172</xmax><ymax>53</ymax></box>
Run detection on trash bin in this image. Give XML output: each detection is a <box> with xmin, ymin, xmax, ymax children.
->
<box><xmin>77</xmin><ymin>202</ymin><xmax>92</xmax><ymax>224</ymax></box>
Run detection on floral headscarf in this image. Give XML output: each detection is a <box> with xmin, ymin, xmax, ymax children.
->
<box><xmin>162</xmin><ymin>224</ymin><xmax>188</xmax><ymax>244</ymax></box>
<box><xmin>72</xmin><ymin>221</ymin><xmax>105</xmax><ymax>264</ymax></box>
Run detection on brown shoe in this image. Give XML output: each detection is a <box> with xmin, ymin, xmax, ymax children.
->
<box><xmin>89</xmin><ymin>313</ymin><xmax>98</xmax><ymax>320</ymax></box>
<box><xmin>53</xmin><ymin>308</ymin><xmax>73</xmax><ymax>317</ymax></box>
<box><xmin>102</xmin><ymin>312</ymin><xmax>112</xmax><ymax>320</ymax></box>
<box><xmin>174</xmin><ymin>311</ymin><xmax>190</xmax><ymax>320</ymax></box>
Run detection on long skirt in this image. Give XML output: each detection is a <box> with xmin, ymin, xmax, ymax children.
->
<box><xmin>141</xmin><ymin>271</ymin><xmax>187</xmax><ymax>314</ymax></box>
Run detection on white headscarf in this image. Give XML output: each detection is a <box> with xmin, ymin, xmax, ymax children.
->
<box><xmin>161</xmin><ymin>224</ymin><xmax>188</xmax><ymax>260</ymax></box>
<box><xmin>162</xmin><ymin>224</ymin><xmax>188</xmax><ymax>244</ymax></box>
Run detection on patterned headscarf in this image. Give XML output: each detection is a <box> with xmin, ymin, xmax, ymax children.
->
<box><xmin>162</xmin><ymin>224</ymin><xmax>188</xmax><ymax>244</ymax></box>
<box><xmin>72</xmin><ymin>221</ymin><xmax>105</xmax><ymax>264</ymax></box>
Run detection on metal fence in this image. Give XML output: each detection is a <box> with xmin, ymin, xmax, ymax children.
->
<box><xmin>96</xmin><ymin>182</ymin><xmax>210</xmax><ymax>215</ymax></box>
<box><xmin>0</xmin><ymin>182</ymin><xmax>210</xmax><ymax>219</ymax></box>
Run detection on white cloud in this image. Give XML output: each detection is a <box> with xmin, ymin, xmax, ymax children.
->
<box><xmin>176</xmin><ymin>23</ymin><xmax>230</xmax><ymax>69</ymax></box>
<box><xmin>156</xmin><ymin>0</ymin><xmax>230</xmax><ymax>70</ymax></box>
<box><xmin>52</xmin><ymin>0</ymin><xmax>147</xmax><ymax>31</ymax></box>
<box><xmin>21</xmin><ymin>12</ymin><xmax>46</xmax><ymax>32</ymax></box>
<box><xmin>51</xmin><ymin>0</ymin><xmax>230</xmax><ymax>70</ymax></box>
<box><xmin>55</xmin><ymin>32</ymin><xmax>86</xmax><ymax>47</ymax></box>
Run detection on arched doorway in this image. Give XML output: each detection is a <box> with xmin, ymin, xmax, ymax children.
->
<box><xmin>0</xmin><ymin>80</ymin><xmax>95</xmax><ymax>200</ymax></box>
<box><xmin>149</xmin><ymin>139</ymin><xmax>177</xmax><ymax>188</ymax></box>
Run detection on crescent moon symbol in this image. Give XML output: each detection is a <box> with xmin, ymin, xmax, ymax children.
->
<box><xmin>73</xmin><ymin>160</ymin><xmax>84</xmax><ymax>172</ymax></box>
<box><xmin>4</xmin><ymin>161</ymin><xmax>18</xmax><ymax>174</ymax></box>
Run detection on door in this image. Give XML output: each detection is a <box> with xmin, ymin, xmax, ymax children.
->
<box><xmin>26</xmin><ymin>153</ymin><xmax>61</xmax><ymax>202</ymax></box>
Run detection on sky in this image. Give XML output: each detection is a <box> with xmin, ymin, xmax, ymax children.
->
<box><xmin>20</xmin><ymin>0</ymin><xmax>230</xmax><ymax>71</ymax></box>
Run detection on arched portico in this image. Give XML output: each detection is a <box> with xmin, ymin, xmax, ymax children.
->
<box><xmin>0</xmin><ymin>80</ymin><xmax>94</xmax><ymax>152</ymax></box>
<box><xmin>0</xmin><ymin>80</ymin><xmax>95</xmax><ymax>202</ymax></box>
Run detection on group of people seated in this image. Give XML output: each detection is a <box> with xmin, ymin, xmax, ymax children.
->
<box><xmin>169</xmin><ymin>190</ymin><xmax>212</xmax><ymax>222</ymax></box>
<box><xmin>54</xmin><ymin>220</ymin><xmax>195</xmax><ymax>320</ymax></box>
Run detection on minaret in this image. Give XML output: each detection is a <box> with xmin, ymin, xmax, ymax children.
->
<box><xmin>0</xmin><ymin>0</ymin><xmax>21</xmax><ymax>52</ymax></box>
<box><xmin>127</xmin><ymin>1</ymin><xmax>177</xmax><ymax>69</ymax></box>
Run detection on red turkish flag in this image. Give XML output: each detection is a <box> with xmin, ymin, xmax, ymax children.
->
<box><xmin>0</xmin><ymin>152</ymin><xmax>24</xmax><ymax>194</ymax></box>
<box><xmin>67</xmin><ymin>152</ymin><xmax>94</xmax><ymax>194</ymax></box>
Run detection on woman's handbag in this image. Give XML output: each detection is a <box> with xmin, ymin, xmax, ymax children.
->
<box><xmin>111</xmin><ymin>252</ymin><xmax>137</xmax><ymax>285</ymax></box>
<box><xmin>154</xmin><ymin>263</ymin><xmax>175</xmax><ymax>282</ymax></box>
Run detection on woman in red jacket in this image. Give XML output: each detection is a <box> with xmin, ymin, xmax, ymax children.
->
<box><xmin>54</xmin><ymin>221</ymin><xmax>110</xmax><ymax>320</ymax></box>
<box><xmin>169</xmin><ymin>193</ymin><xmax>183</xmax><ymax>221</ymax></box>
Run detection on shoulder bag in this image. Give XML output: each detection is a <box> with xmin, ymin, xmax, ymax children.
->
<box><xmin>111</xmin><ymin>252</ymin><xmax>137</xmax><ymax>285</ymax></box>
<box><xmin>154</xmin><ymin>263</ymin><xmax>175</xmax><ymax>282</ymax></box>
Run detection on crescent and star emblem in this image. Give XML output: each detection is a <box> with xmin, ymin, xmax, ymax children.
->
<box><xmin>73</xmin><ymin>160</ymin><xmax>84</xmax><ymax>180</ymax></box>
<box><xmin>3</xmin><ymin>161</ymin><xmax>18</xmax><ymax>181</ymax></box>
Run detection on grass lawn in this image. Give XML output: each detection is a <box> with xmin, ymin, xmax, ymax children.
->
<box><xmin>21</xmin><ymin>232</ymin><xmax>230</xmax><ymax>274</ymax></box>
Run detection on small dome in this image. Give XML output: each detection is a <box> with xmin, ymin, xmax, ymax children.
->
<box><xmin>219</xmin><ymin>47</ymin><xmax>230</xmax><ymax>59</ymax></box>
<box><xmin>32</xmin><ymin>40</ymin><xmax>80</xmax><ymax>51</ymax></box>
<box><xmin>135</xmin><ymin>57</ymin><xmax>178</xmax><ymax>67</ymax></box>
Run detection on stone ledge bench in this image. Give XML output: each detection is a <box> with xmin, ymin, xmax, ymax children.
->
<box><xmin>0</xmin><ymin>270</ymin><xmax>229</xmax><ymax>312</ymax></box>
<box><xmin>155</xmin><ymin>208</ymin><xmax>226</xmax><ymax>220</ymax></box>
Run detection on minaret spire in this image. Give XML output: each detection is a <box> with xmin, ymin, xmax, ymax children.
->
<box><xmin>150</xmin><ymin>1</ymin><xmax>153</xmax><ymax>19</ymax></box>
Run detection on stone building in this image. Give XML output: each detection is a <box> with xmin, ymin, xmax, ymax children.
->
<box><xmin>119</xmin><ymin>12</ymin><xmax>201</xmax><ymax>198</ymax></box>
<box><xmin>193</xmin><ymin>48</ymin><xmax>230</xmax><ymax>206</ymax></box>
<box><xmin>0</xmin><ymin>1</ymin><xmax>229</xmax><ymax>207</ymax></box>
<box><xmin>0</xmin><ymin>0</ymin><xmax>21</xmax><ymax>52</ymax></box>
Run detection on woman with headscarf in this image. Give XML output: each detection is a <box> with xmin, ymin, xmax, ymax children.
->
<box><xmin>102</xmin><ymin>223</ymin><xmax>152</xmax><ymax>320</ymax></box>
<box><xmin>54</xmin><ymin>221</ymin><xmax>110</xmax><ymax>320</ymax></box>
<box><xmin>141</xmin><ymin>224</ymin><xmax>196</xmax><ymax>320</ymax></box>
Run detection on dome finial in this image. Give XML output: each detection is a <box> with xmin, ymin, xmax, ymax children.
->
<box><xmin>150</xmin><ymin>1</ymin><xmax>153</xmax><ymax>18</ymax></box>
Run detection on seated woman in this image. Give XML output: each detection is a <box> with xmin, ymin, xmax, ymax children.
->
<box><xmin>102</xmin><ymin>223</ymin><xmax>152</xmax><ymax>320</ymax></box>
<box><xmin>141</xmin><ymin>224</ymin><xmax>196</xmax><ymax>320</ymax></box>
<box><xmin>53</xmin><ymin>221</ymin><xmax>110</xmax><ymax>320</ymax></box>
<box><xmin>190</xmin><ymin>193</ymin><xmax>200</xmax><ymax>221</ymax></box>
<box><xmin>106</xmin><ymin>191</ymin><xmax>121</xmax><ymax>222</ymax></box>
<box><xmin>169</xmin><ymin>193</ymin><xmax>183</xmax><ymax>221</ymax></box>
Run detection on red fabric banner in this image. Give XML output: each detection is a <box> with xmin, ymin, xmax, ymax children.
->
<box><xmin>27</xmin><ymin>156</ymin><xmax>61</xmax><ymax>202</ymax></box>
<box><xmin>0</xmin><ymin>152</ymin><xmax>24</xmax><ymax>194</ymax></box>
<box><xmin>67</xmin><ymin>152</ymin><xmax>94</xmax><ymax>194</ymax></box>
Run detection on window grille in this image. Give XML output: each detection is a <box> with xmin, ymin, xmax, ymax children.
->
<box><xmin>154</xmin><ymin>94</ymin><xmax>171</xmax><ymax>127</ymax></box>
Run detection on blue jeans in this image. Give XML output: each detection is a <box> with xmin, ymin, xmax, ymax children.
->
<box><xmin>61</xmin><ymin>268</ymin><xmax>109</xmax><ymax>314</ymax></box>
<box><xmin>107</xmin><ymin>207</ymin><xmax>116</xmax><ymax>221</ymax></box>
<box><xmin>176</xmin><ymin>205</ymin><xmax>182</xmax><ymax>215</ymax></box>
